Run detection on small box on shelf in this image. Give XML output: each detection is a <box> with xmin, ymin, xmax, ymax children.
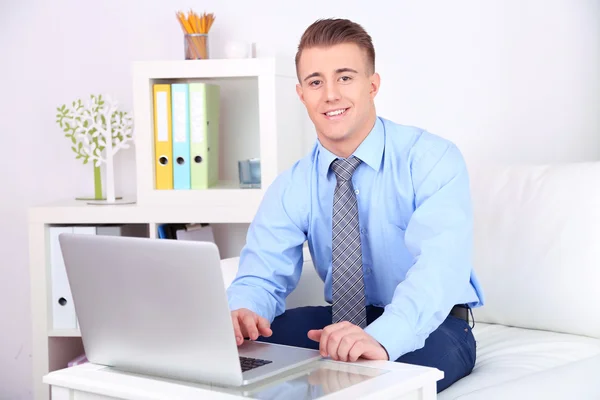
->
<box><xmin>238</xmin><ymin>158</ymin><xmax>261</xmax><ymax>188</ymax></box>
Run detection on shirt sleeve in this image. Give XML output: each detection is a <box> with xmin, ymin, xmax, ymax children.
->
<box><xmin>364</xmin><ymin>141</ymin><xmax>474</xmax><ymax>361</ymax></box>
<box><xmin>226</xmin><ymin>169</ymin><xmax>308</xmax><ymax>322</ymax></box>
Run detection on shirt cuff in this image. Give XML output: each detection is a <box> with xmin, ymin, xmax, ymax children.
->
<box><xmin>364</xmin><ymin>310</ymin><xmax>422</xmax><ymax>361</ymax></box>
<box><xmin>226</xmin><ymin>286</ymin><xmax>275</xmax><ymax>322</ymax></box>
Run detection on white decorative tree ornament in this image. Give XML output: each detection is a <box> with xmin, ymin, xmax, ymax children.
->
<box><xmin>56</xmin><ymin>94</ymin><xmax>134</xmax><ymax>204</ymax></box>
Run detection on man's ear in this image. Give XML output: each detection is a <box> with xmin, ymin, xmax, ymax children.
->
<box><xmin>370</xmin><ymin>72</ymin><xmax>381</xmax><ymax>99</ymax></box>
<box><xmin>296</xmin><ymin>83</ymin><xmax>306</xmax><ymax>105</ymax></box>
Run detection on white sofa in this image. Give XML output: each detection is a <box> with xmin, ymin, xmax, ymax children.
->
<box><xmin>221</xmin><ymin>161</ymin><xmax>600</xmax><ymax>399</ymax></box>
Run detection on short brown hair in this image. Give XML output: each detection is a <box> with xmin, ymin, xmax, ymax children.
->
<box><xmin>295</xmin><ymin>18</ymin><xmax>375</xmax><ymax>80</ymax></box>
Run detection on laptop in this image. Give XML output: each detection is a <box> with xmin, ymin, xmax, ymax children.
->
<box><xmin>58</xmin><ymin>233</ymin><xmax>322</xmax><ymax>387</ymax></box>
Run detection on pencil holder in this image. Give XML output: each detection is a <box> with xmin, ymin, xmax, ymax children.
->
<box><xmin>185</xmin><ymin>33</ymin><xmax>209</xmax><ymax>59</ymax></box>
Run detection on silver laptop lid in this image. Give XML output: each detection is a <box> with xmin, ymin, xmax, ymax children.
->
<box><xmin>58</xmin><ymin>233</ymin><xmax>244</xmax><ymax>386</ymax></box>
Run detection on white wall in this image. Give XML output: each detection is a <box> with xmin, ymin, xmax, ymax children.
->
<box><xmin>1</xmin><ymin>0</ymin><xmax>598</xmax><ymax>398</ymax></box>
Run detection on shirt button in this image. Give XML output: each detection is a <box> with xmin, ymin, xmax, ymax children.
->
<box><xmin>361</xmin><ymin>228</ymin><xmax>367</xmax><ymax>234</ymax></box>
<box><xmin>355</xmin><ymin>189</ymin><xmax>359</xmax><ymax>195</ymax></box>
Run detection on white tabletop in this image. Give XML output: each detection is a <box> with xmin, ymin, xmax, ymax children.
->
<box><xmin>44</xmin><ymin>359</ymin><xmax>443</xmax><ymax>400</ymax></box>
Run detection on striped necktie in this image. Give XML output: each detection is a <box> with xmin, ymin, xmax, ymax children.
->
<box><xmin>330</xmin><ymin>156</ymin><xmax>366</xmax><ymax>328</ymax></box>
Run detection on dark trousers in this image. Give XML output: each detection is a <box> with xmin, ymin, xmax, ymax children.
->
<box><xmin>257</xmin><ymin>305</ymin><xmax>476</xmax><ymax>393</ymax></box>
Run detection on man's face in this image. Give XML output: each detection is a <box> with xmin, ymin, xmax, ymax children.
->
<box><xmin>296</xmin><ymin>43</ymin><xmax>380</xmax><ymax>149</ymax></box>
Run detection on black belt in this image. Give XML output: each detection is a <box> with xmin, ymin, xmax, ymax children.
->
<box><xmin>450</xmin><ymin>304</ymin><xmax>471</xmax><ymax>323</ymax></box>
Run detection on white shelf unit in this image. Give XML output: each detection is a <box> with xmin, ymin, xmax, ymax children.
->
<box><xmin>132</xmin><ymin>57</ymin><xmax>306</xmax><ymax>207</ymax></box>
<box><xmin>29</xmin><ymin>57</ymin><xmax>308</xmax><ymax>400</ymax></box>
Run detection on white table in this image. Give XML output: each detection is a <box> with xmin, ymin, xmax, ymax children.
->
<box><xmin>44</xmin><ymin>359</ymin><xmax>443</xmax><ymax>400</ymax></box>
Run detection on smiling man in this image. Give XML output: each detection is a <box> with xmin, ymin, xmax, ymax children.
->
<box><xmin>226</xmin><ymin>18</ymin><xmax>484</xmax><ymax>392</ymax></box>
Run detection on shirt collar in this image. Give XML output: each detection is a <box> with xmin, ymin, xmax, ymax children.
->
<box><xmin>317</xmin><ymin>116</ymin><xmax>384</xmax><ymax>177</ymax></box>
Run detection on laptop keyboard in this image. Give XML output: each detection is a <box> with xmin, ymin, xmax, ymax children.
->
<box><xmin>239</xmin><ymin>356</ymin><xmax>273</xmax><ymax>372</ymax></box>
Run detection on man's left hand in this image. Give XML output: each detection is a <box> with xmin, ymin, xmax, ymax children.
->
<box><xmin>307</xmin><ymin>321</ymin><xmax>389</xmax><ymax>362</ymax></box>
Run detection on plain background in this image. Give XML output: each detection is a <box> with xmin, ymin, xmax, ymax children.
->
<box><xmin>1</xmin><ymin>0</ymin><xmax>599</xmax><ymax>398</ymax></box>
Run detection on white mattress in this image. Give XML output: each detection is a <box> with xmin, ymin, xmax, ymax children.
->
<box><xmin>439</xmin><ymin>322</ymin><xmax>600</xmax><ymax>399</ymax></box>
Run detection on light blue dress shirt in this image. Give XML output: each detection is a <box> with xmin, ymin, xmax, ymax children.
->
<box><xmin>227</xmin><ymin>116</ymin><xmax>485</xmax><ymax>361</ymax></box>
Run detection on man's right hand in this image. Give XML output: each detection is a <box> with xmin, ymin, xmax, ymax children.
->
<box><xmin>231</xmin><ymin>308</ymin><xmax>273</xmax><ymax>346</ymax></box>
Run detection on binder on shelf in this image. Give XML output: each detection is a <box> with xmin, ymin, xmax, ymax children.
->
<box><xmin>153</xmin><ymin>84</ymin><xmax>173</xmax><ymax>190</ymax></box>
<box><xmin>50</xmin><ymin>226</ymin><xmax>77</xmax><ymax>330</ymax></box>
<box><xmin>171</xmin><ymin>83</ymin><xmax>191</xmax><ymax>190</ymax></box>
<box><xmin>50</xmin><ymin>226</ymin><xmax>94</xmax><ymax>330</ymax></box>
<box><xmin>157</xmin><ymin>224</ymin><xmax>168</xmax><ymax>239</ymax></box>
<box><xmin>189</xmin><ymin>83</ymin><xmax>220</xmax><ymax>190</ymax></box>
<box><xmin>73</xmin><ymin>226</ymin><xmax>97</xmax><ymax>235</ymax></box>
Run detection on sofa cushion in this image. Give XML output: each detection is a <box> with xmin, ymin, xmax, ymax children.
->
<box><xmin>439</xmin><ymin>323</ymin><xmax>600</xmax><ymax>399</ymax></box>
<box><xmin>468</xmin><ymin>161</ymin><xmax>600</xmax><ymax>338</ymax></box>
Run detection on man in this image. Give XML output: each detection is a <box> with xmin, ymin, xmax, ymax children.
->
<box><xmin>226</xmin><ymin>18</ymin><xmax>484</xmax><ymax>392</ymax></box>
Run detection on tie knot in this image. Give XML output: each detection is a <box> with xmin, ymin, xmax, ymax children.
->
<box><xmin>331</xmin><ymin>157</ymin><xmax>362</xmax><ymax>181</ymax></box>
